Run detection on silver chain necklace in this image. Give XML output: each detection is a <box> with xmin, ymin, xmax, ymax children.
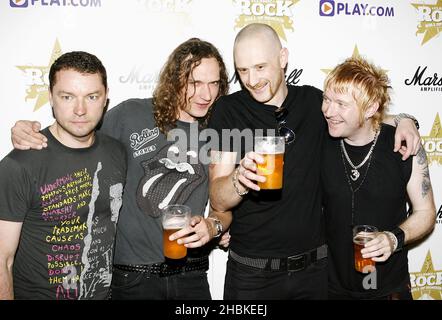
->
<box><xmin>340</xmin><ymin>129</ymin><xmax>380</xmax><ymax>181</ymax></box>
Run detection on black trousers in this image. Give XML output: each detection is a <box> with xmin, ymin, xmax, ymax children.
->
<box><xmin>111</xmin><ymin>268</ymin><xmax>211</xmax><ymax>300</ymax></box>
<box><xmin>328</xmin><ymin>281</ymin><xmax>413</xmax><ymax>300</ymax></box>
<box><xmin>224</xmin><ymin>257</ymin><xmax>328</xmax><ymax>300</ymax></box>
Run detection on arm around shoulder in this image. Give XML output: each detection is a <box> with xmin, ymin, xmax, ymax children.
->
<box><xmin>11</xmin><ymin>120</ymin><xmax>47</xmax><ymax>150</ymax></box>
<box><xmin>384</xmin><ymin>113</ymin><xmax>421</xmax><ymax>160</ymax></box>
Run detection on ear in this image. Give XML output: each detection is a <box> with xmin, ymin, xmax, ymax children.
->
<box><xmin>364</xmin><ymin>102</ymin><xmax>379</xmax><ymax>119</ymax></box>
<box><xmin>279</xmin><ymin>47</ymin><xmax>289</xmax><ymax>69</ymax></box>
<box><xmin>48</xmin><ymin>90</ymin><xmax>54</xmax><ymax>108</ymax></box>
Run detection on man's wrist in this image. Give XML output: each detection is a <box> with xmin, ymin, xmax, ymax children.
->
<box><xmin>394</xmin><ymin>113</ymin><xmax>420</xmax><ymax>130</ymax></box>
<box><xmin>207</xmin><ymin>216</ymin><xmax>223</xmax><ymax>238</ymax></box>
<box><xmin>390</xmin><ymin>227</ymin><xmax>405</xmax><ymax>252</ymax></box>
<box><xmin>383</xmin><ymin>231</ymin><xmax>398</xmax><ymax>252</ymax></box>
<box><xmin>232</xmin><ymin>167</ymin><xmax>249</xmax><ymax>197</ymax></box>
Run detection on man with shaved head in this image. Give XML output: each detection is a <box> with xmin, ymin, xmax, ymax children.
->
<box><xmin>208</xmin><ymin>23</ymin><xmax>420</xmax><ymax>299</ymax></box>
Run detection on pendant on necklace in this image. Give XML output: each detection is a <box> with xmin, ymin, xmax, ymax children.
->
<box><xmin>350</xmin><ymin>169</ymin><xmax>360</xmax><ymax>181</ymax></box>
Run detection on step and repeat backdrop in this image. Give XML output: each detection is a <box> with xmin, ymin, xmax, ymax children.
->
<box><xmin>0</xmin><ymin>0</ymin><xmax>440</xmax><ymax>300</ymax></box>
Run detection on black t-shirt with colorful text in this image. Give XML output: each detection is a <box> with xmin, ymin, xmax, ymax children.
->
<box><xmin>0</xmin><ymin>127</ymin><xmax>126</xmax><ymax>300</ymax></box>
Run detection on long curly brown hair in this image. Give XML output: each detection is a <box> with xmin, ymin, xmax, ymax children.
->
<box><xmin>153</xmin><ymin>38</ymin><xmax>229</xmax><ymax>134</ymax></box>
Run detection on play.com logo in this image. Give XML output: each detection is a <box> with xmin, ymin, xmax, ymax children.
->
<box><xmin>10</xmin><ymin>0</ymin><xmax>28</xmax><ymax>7</ymax></box>
<box><xmin>319</xmin><ymin>0</ymin><xmax>334</xmax><ymax>16</ymax></box>
<box><xmin>319</xmin><ymin>0</ymin><xmax>394</xmax><ymax>17</ymax></box>
<box><xmin>10</xmin><ymin>0</ymin><xmax>102</xmax><ymax>8</ymax></box>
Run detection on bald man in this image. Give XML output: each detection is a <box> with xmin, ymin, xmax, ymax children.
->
<box><xmin>208</xmin><ymin>23</ymin><xmax>420</xmax><ymax>299</ymax></box>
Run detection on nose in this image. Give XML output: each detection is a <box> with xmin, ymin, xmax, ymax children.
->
<box><xmin>247</xmin><ymin>69</ymin><xmax>259</xmax><ymax>87</ymax></box>
<box><xmin>74</xmin><ymin>99</ymin><xmax>86</xmax><ymax>116</ymax></box>
<box><xmin>322</xmin><ymin>101</ymin><xmax>335</xmax><ymax>118</ymax></box>
<box><xmin>199</xmin><ymin>83</ymin><xmax>212</xmax><ymax>102</ymax></box>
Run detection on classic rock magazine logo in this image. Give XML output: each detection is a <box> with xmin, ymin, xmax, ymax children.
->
<box><xmin>410</xmin><ymin>251</ymin><xmax>442</xmax><ymax>300</ymax></box>
<box><xmin>422</xmin><ymin>113</ymin><xmax>442</xmax><ymax>166</ymax></box>
<box><xmin>412</xmin><ymin>0</ymin><xmax>442</xmax><ymax>45</ymax></box>
<box><xmin>233</xmin><ymin>0</ymin><xmax>299</xmax><ymax>41</ymax></box>
<box><xmin>16</xmin><ymin>40</ymin><xmax>62</xmax><ymax>111</ymax></box>
<box><xmin>319</xmin><ymin>0</ymin><xmax>395</xmax><ymax>17</ymax></box>
<box><xmin>9</xmin><ymin>0</ymin><xmax>102</xmax><ymax>8</ymax></box>
<box><xmin>405</xmin><ymin>66</ymin><xmax>442</xmax><ymax>92</ymax></box>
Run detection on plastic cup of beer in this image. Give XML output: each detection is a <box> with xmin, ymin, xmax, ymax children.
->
<box><xmin>254</xmin><ymin>136</ymin><xmax>285</xmax><ymax>190</ymax></box>
<box><xmin>161</xmin><ymin>204</ymin><xmax>191</xmax><ymax>263</ymax></box>
<box><xmin>353</xmin><ymin>225</ymin><xmax>378</xmax><ymax>273</ymax></box>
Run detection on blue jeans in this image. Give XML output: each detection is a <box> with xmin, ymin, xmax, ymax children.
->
<box><xmin>111</xmin><ymin>268</ymin><xmax>211</xmax><ymax>300</ymax></box>
<box><xmin>224</xmin><ymin>257</ymin><xmax>328</xmax><ymax>300</ymax></box>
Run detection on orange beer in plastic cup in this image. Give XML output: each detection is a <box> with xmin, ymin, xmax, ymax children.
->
<box><xmin>161</xmin><ymin>205</ymin><xmax>191</xmax><ymax>261</ymax></box>
<box><xmin>353</xmin><ymin>225</ymin><xmax>378</xmax><ymax>273</ymax></box>
<box><xmin>254</xmin><ymin>136</ymin><xmax>285</xmax><ymax>190</ymax></box>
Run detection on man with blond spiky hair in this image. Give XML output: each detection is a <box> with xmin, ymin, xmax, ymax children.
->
<box><xmin>321</xmin><ymin>57</ymin><xmax>435</xmax><ymax>300</ymax></box>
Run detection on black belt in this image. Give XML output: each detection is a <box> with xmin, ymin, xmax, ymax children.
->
<box><xmin>113</xmin><ymin>256</ymin><xmax>209</xmax><ymax>277</ymax></box>
<box><xmin>229</xmin><ymin>244</ymin><xmax>327</xmax><ymax>272</ymax></box>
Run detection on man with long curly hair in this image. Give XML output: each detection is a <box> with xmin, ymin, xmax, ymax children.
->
<box><xmin>10</xmin><ymin>38</ymin><xmax>231</xmax><ymax>300</ymax></box>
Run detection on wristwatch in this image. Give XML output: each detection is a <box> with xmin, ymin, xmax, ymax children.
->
<box><xmin>208</xmin><ymin>217</ymin><xmax>223</xmax><ymax>238</ymax></box>
<box><xmin>394</xmin><ymin>113</ymin><xmax>420</xmax><ymax>130</ymax></box>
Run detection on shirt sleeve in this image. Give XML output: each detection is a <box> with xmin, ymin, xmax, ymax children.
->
<box><xmin>0</xmin><ymin>156</ymin><xmax>32</xmax><ymax>222</ymax></box>
<box><xmin>99</xmin><ymin>101</ymin><xmax>126</xmax><ymax>140</ymax></box>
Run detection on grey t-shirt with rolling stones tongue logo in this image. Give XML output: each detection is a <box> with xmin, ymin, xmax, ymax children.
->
<box><xmin>99</xmin><ymin>98</ymin><xmax>210</xmax><ymax>265</ymax></box>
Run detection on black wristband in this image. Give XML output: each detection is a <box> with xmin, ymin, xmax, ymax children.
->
<box><xmin>390</xmin><ymin>227</ymin><xmax>405</xmax><ymax>252</ymax></box>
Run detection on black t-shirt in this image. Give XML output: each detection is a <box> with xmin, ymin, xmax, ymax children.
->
<box><xmin>208</xmin><ymin>85</ymin><xmax>326</xmax><ymax>257</ymax></box>
<box><xmin>0</xmin><ymin>128</ymin><xmax>127</xmax><ymax>300</ymax></box>
<box><xmin>321</xmin><ymin>124</ymin><xmax>412</xmax><ymax>299</ymax></box>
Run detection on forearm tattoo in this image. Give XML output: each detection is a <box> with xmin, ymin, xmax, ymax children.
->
<box><xmin>417</xmin><ymin>145</ymin><xmax>431</xmax><ymax>198</ymax></box>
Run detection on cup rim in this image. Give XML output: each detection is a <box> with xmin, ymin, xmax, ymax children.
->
<box><xmin>352</xmin><ymin>224</ymin><xmax>378</xmax><ymax>236</ymax></box>
<box><xmin>161</xmin><ymin>204</ymin><xmax>191</xmax><ymax>212</ymax></box>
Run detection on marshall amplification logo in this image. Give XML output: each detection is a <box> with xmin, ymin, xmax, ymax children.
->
<box><xmin>412</xmin><ymin>0</ymin><xmax>442</xmax><ymax>45</ymax></box>
<box><xmin>233</xmin><ymin>0</ymin><xmax>299</xmax><ymax>41</ymax></box>
<box><xmin>405</xmin><ymin>66</ymin><xmax>442</xmax><ymax>92</ymax></box>
<box><xmin>410</xmin><ymin>250</ymin><xmax>442</xmax><ymax>300</ymax></box>
<box><xmin>16</xmin><ymin>40</ymin><xmax>62</xmax><ymax>111</ymax></box>
<box><xmin>422</xmin><ymin>113</ymin><xmax>442</xmax><ymax>166</ymax></box>
<box><xmin>119</xmin><ymin>66</ymin><xmax>159</xmax><ymax>92</ymax></box>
